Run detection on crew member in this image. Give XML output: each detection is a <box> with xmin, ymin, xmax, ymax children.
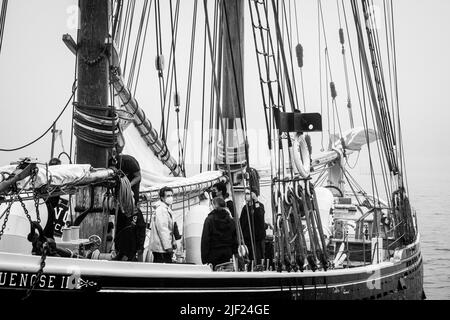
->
<box><xmin>108</xmin><ymin>138</ymin><xmax>146</xmax><ymax>261</ymax></box>
<box><xmin>211</xmin><ymin>182</ymin><xmax>235</xmax><ymax>218</ymax></box>
<box><xmin>149</xmin><ymin>187</ymin><xmax>177</xmax><ymax>263</ymax></box>
<box><xmin>201</xmin><ymin>198</ymin><xmax>238</xmax><ymax>269</ymax></box>
<box><xmin>240</xmin><ymin>188</ymin><xmax>266</xmax><ymax>265</ymax></box>
<box><xmin>43</xmin><ymin>157</ymin><xmax>62</xmax><ymax>239</ymax></box>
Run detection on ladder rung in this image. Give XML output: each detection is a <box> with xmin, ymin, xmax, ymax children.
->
<box><xmin>256</xmin><ymin>50</ymin><xmax>274</xmax><ymax>58</ymax></box>
<box><xmin>260</xmin><ymin>78</ymin><xmax>278</xmax><ymax>84</ymax></box>
<box><xmin>252</xmin><ymin>23</ymin><xmax>269</xmax><ymax>32</ymax></box>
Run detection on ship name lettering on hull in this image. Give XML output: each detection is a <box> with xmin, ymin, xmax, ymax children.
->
<box><xmin>0</xmin><ymin>271</ymin><xmax>77</xmax><ymax>290</ymax></box>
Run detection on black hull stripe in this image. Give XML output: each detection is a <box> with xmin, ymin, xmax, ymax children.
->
<box><xmin>97</xmin><ymin>257</ymin><xmax>423</xmax><ymax>294</ymax></box>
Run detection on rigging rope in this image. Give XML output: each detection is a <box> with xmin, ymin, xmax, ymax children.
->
<box><xmin>153</xmin><ymin>0</ymin><xmax>167</xmax><ymax>142</ymax></box>
<box><xmin>358</xmin><ymin>47</ymin><xmax>386</xmax><ymax>208</ymax></box>
<box><xmin>181</xmin><ymin>0</ymin><xmax>199</xmax><ymax>172</ymax></box>
<box><xmin>0</xmin><ymin>0</ymin><xmax>8</xmax><ymax>55</ymax></box>
<box><xmin>386</xmin><ymin>0</ymin><xmax>409</xmax><ymax>194</ymax></box>
<box><xmin>201</xmin><ymin>10</ymin><xmax>210</xmax><ymax>173</ymax></box>
<box><xmin>281</xmin><ymin>0</ymin><xmax>301</xmax><ymax>112</ymax></box>
<box><xmin>208</xmin><ymin>0</ymin><xmax>222</xmax><ymax>172</ymax></box>
<box><xmin>349</xmin><ymin>1</ymin><xmax>398</xmax><ymax>205</ymax></box>
<box><xmin>270</xmin><ymin>0</ymin><xmax>297</xmax><ymax>113</ymax></box>
<box><xmin>129</xmin><ymin>0</ymin><xmax>152</xmax><ymax>96</ymax></box>
<box><xmin>0</xmin><ymin>85</ymin><xmax>76</xmax><ymax>152</ymax></box>
<box><xmin>318</xmin><ymin>0</ymin><xmax>345</xmax><ymax>149</ymax></box>
<box><xmin>122</xmin><ymin>0</ymin><xmax>137</xmax><ymax>77</ymax></box>
<box><xmin>165</xmin><ymin>0</ymin><xmax>184</xmax><ymax>175</ymax></box>
<box><xmin>118</xmin><ymin>0</ymin><xmax>132</xmax><ymax>60</ymax></box>
<box><xmin>203</xmin><ymin>0</ymin><xmax>247</xmax><ymax>250</ymax></box>
<box><xmin>292</xmin><ymin>0</ymin><xmax>307</xmax><ymax>112</ymax></box>
<box><xmin>161</xmin><ymin>0</ymin><xmax>180</xmax><ymax>135</ymax></box>
<box><xmin>111</xmin><ymin>0</ymin><xmax>123</xmax><ymax>42</ymax></box>
<box><xmin>336</xmin><ymin>0</ymin><xmax>355</xmax><ymax>129</ymax></box>
<box><xmin>353</xmin><ymin>0</ymin><xmax>398</xmax><ymax>174</ymax></box>
<box><xmin>318</xmin><ymin>2</ymin><xmax>324</xmax><ymax>151</ymax></box>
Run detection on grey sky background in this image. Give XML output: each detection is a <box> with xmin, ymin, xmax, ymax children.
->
<box><xmin>0</xmin><ymin>0</ymin><xmax>449</xmax><ymax>182</ymax></box>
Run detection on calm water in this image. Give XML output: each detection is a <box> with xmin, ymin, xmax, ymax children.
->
<box><xmin>355</xmin><ymin>170</ymin><xmax>450</xmax><ymax>300</ymax></box>
<box><xmin>408</xmin><ymin>172</ymin><xmax>450</xmax><ymax>300</ymax></box>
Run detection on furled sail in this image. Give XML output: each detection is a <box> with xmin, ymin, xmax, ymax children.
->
<box><xmin>331</xmin><ymin>127</ymin><xmax>378</xmax><ymax>151</ymax></box>
<box><xmin>110</xmin><ymin>72</ymin><xmax>181</xmax><ymax>177</ymax></box>
<box><xmin>120</xmin><ymin>124</ymin><xmax>225</xmax><ymax>198</ymax></box>
<box><xmin>0</xmin><ymin>164</ymin><xmax>115</xmax><ymax>191</ymax></box>
<box><xmin>0</xmin><ymin>161</ymin><xmax>224</xmax><ymax>203</ymax></box>
<box><xmin>312</xmin><ymin>127</ymin><xmax>378</xmax><ymax>168</ymax></box>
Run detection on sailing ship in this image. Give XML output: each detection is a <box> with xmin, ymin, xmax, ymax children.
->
<box><xmin>0</xmin><ymin>0</ymin><xmax>424</xmax><ymax>301</ymax></box>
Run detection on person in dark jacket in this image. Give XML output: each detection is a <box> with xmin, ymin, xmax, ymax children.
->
<box><xmin>240</xmin><ymin>188</ymin><xmax>266</xmax><ymax>264</ymax></box>
<box><xmin>210</xmin><ymin>182</ymin><xmax>235</xmax><ymax>218</ymax></box>
<box><xmin>201</xmin><ymin>198</ymin><xmax>238</xmax><ymax>268</ymax></box>
<box><xmin>108</xmin><ymin>138</ymin><xmax>146</xmax><ymax>262</ymax></box>
<box><xmin>43</xmin><ymin>158</ymin><xmax>62</xmax><ymax>239</ymax></box>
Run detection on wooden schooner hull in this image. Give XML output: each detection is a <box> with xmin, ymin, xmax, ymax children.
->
<box><xmin>0</xmin><ymin>236</ymin><xmax>424</xmax><ymax>301</ymax></box>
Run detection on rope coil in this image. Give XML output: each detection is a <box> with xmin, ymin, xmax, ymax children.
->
<box><xmin>116</xmin><ymin>175</ymin><xmax>135</xmax><ymax>217</ymax></box>
<box><xmin>73</xmin><ymin>102</ymin><xmax>118</xmax><ymax>148</ymax></box>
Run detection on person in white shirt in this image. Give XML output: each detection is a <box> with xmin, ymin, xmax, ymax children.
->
<box><xmin>149</xmin><ymin>187</ymin><xmax>177</xmax><ymax>263</ymax></box>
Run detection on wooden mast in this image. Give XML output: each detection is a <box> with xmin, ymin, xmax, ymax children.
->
<box><xmin>222</xmin><ymin>0</ymin><xmax>245</xmax><ymax>122</ymax></box>
<box><xmin>220</xmin><ymin>0</ymin><xmax>246</xmax><ymax>177</ymax></box>
<box><xmin>75</xmin><ymin>0</ymin><xmax>110</xmax><ymax>249</ymax></box>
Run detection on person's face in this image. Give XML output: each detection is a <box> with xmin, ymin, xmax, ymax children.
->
<box><xmin>245</xmin><ymin>190</ymin><xmax>251</xmax><ymax>202</ymax></box>
<box><xmin>211</xmin><ymin>187</ymin><xmax>219</xmax><ymax>198</ymax></box>
<box><xmin>163</xmin><ymin>192</ymin><xmax>174</xmax><ymax>205</ymax></box>
<box><xmin>111</xmin><ymin>145</ymin><xmax>122</xmax><ymax>159</ymax></box>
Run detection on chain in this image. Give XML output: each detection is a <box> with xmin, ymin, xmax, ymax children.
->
<box><xmin>80</xmin><ymin>45</ymin><xmax>108</xmax><ymax>66</ymax></box>
<box><xmin>20</xmin><ymin>168</ymin><xmax>48</xmax><ymax>300</ymax></box>
<box><xmin>1</xmin><ymin>166</ymin><xmax>40</xmax><ymax>241</ymax></box>
<box><xmin>29</xmin><ymin>167</ymin><xmax>41</xmax><ymax>224</ymax></box>
<box><xmin>0</xmin><ymin>200</ymin><xmax>14</xmax><ymax>241</ymax></box>
<box><xmin>17</xmin><ymin>195</ymin><xmax>34</xmax><ymax>225</ymax></box>
<box><xmin>22</xmin><ymin>243</ymin><xmax>48</xmax><ymax>300</ymax></box>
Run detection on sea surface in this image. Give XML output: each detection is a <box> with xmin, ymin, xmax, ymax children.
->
<box><xmin>408</xmin><ymin>171</ymin><xmax>450</xmax><ymax>300</ymax></box>
<box><xmin>354</xmin><ymin>169</ymin><xmax>450</xmax><ymax>300</ymax></box>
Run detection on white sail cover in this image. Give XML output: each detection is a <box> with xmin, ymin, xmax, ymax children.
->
<box><xmin>0</xmin><ymin>161</ymin><xmax>223</xmax><ymax>194</ymax></box>
<box><xmin>0</xmin><ymin>164</ymin><xmax>115</xmax><ymax>190</ymax></box>
<box><xmin>332</xmin><ymin>127</ymin><xmax>378</xmax><ymax>151</ymax></box>
<box><xmin>122</xmin><ymin>125</ymin><xmax>225</xmax><ymax>192</ymax></box>
<box><xmin>0</xmin><ymin>145</ymin><xmax>223</xmax><ymax>195</ymax></box>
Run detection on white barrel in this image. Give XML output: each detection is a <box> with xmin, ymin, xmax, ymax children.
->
<box><xmin>70</xmin><ymin>226</ymin><xmax>80</xmax><ymax>241</ymax></box>
<box><xmin>183</xmin><ymin>204</ymin><xmax>210</xmax><ymax>265</ymax></box>
<box><xmin>62</xmin><ymin>227</ymin><xmax>71</xmax><ymax>242</ymax></box>
<box><xmin>0</xmin><ymin>200</ymin><xmax>48</xmax><ymax>254</ymax></box>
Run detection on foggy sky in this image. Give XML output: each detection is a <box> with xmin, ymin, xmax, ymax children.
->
<box><xmin>0</xmin><ymin>0</ymin><xmax>449</xmax><ymax>180</ymax></box>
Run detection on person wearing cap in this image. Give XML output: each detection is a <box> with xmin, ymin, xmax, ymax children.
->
<box><xmin>240</xmin><ymin>188</ymin><xmax>266</xmax><ymax>265</ymax></box>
